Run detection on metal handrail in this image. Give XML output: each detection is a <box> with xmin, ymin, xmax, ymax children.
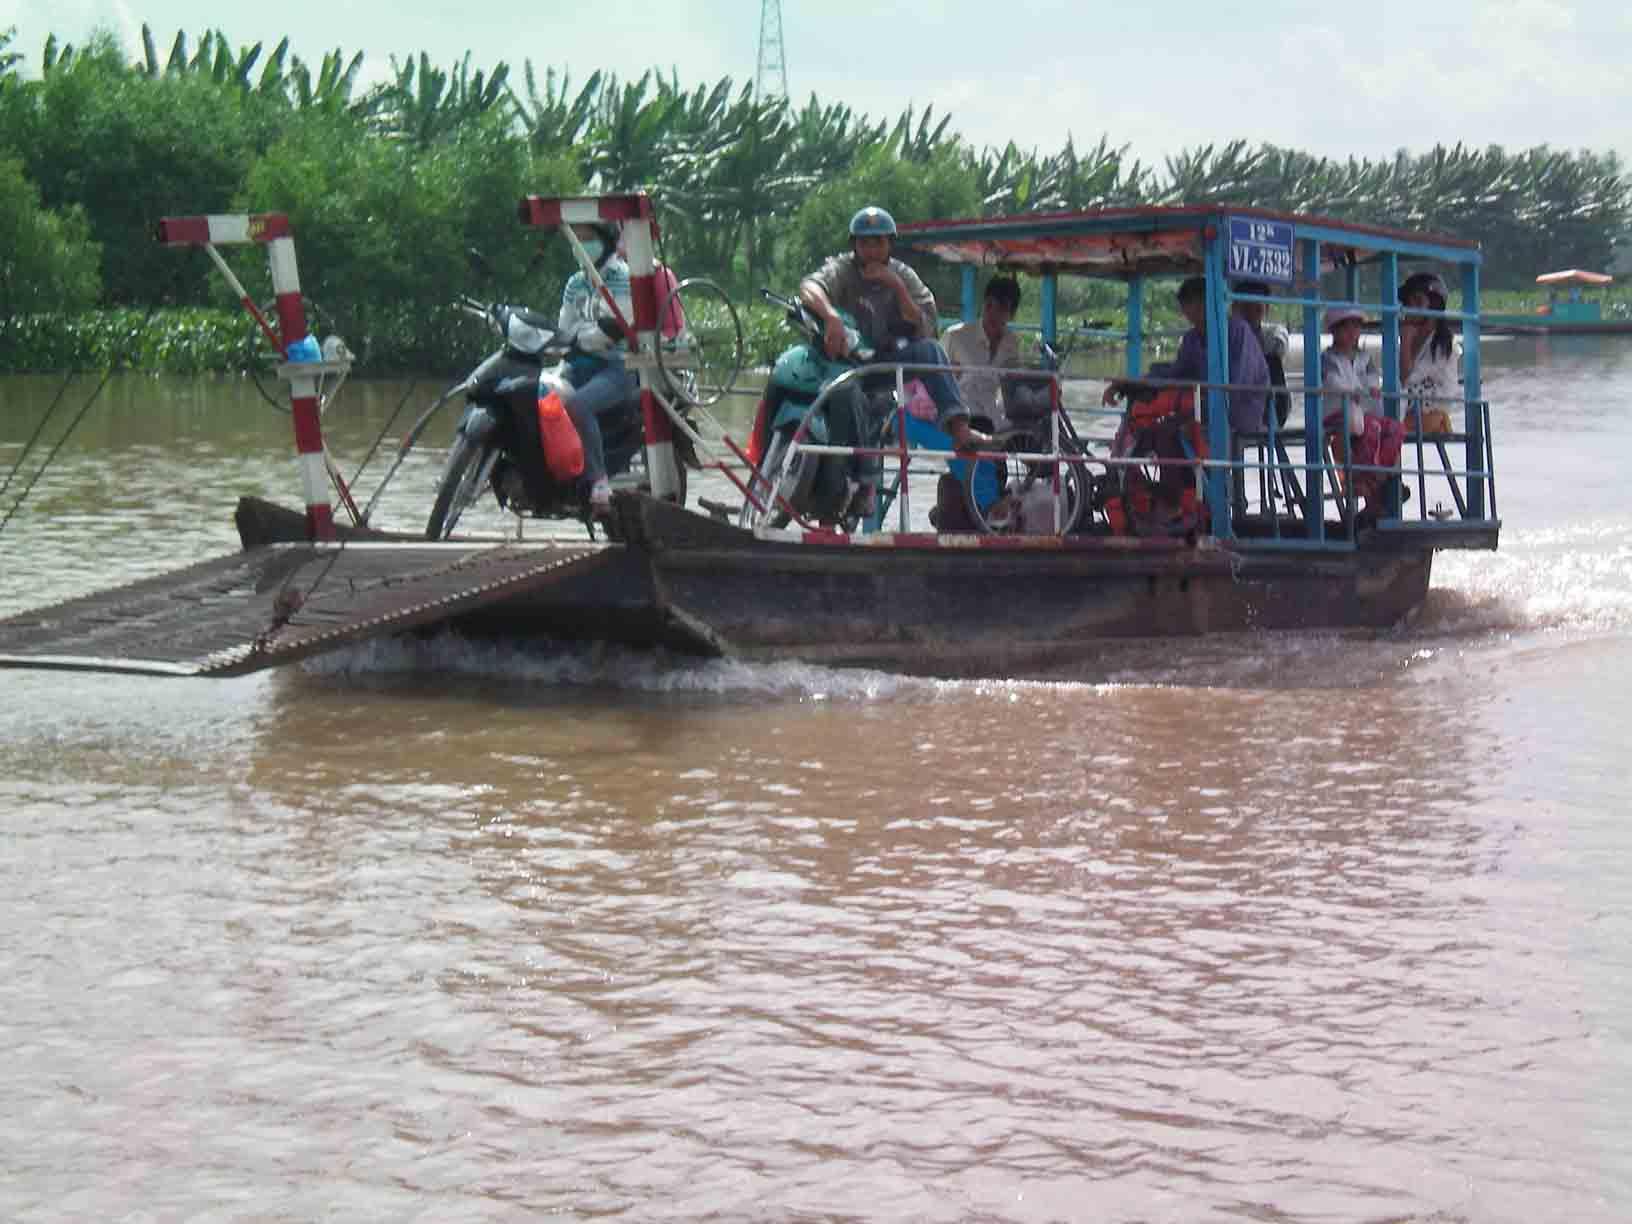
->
<box><xmin>743</xmin><ymin>360</ymin><xmax>1497</xmax><ymax>538</ymax></box>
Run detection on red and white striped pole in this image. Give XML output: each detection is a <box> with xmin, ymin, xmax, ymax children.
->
<box><xmin>518</xmin><ymin>194</ymin><xmax>682</xmax><ymax>502</ymax></box>
<box><xmin>156</xmin><ymin>213</ymin><xmax>335</xmax><ymax>542</ymax></box>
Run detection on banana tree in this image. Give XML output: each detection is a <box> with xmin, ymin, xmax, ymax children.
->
<box><xmin>515</xmin><ymin>65</ymin><xmax>602</xmax><ymax>156</ymax></box>
<box><xmin>369</xmin><ymin>51</ymin><xmax>513</xmax><ymax>147</ymax></box>
<box><xmin>289</xmin><ymin>48</ymin><xmax>366</xmax><ymax>114</ymax></box>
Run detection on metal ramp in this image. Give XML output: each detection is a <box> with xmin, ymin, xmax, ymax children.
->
<box><xmin>0</xmin><ymin>540</ymin><xmax>617</xmax><ymax>677</ymax></box>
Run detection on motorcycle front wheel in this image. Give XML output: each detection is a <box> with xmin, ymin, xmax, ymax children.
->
<box><xmin>738</xmin><ymin>430</ymin><xmax>818</xmax><ymax>531</ymax></box>
<box><xmin>426</xmin><ymin>433</ymin><xmax>494</xmax><ymax>540</ymax></box>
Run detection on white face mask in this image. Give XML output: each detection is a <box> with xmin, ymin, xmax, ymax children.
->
<box><xmin>581</xmin><ymin>238</ymin><xmax>606</xmax><ymax>263</ymax></box>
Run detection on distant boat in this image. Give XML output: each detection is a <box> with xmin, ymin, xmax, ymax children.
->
<box><xmin>1483</xmin><ymin>268</ymin><xmax>1630</xmax><ymax>334</ymax></box>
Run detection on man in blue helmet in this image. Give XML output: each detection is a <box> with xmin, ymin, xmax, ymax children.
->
<box><xmin>799</xmin><ymin>205</ymin><xmax>987</xmax><ymax>451</ymax></box>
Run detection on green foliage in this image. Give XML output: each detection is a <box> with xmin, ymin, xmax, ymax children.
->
<box><xmin>516</xmin><ymin>65</ymin><xmax>602</xmax><ymax>154</ymax></box>
<box><xmin>0</xmin><ymin>306</ymin><xmax>244</xmax><ymax>373</ymax></box>
<box><xmin>4</xmin><ymin>51</ymin><xmax>277</xmax><ymax>305</ymax></box>
<box><xmin>367</xmin><ymin>50</ymin><xmax>513</xmax><ymax>147</ymax></box>
<box><xmin>287</xmin><ymin>47</ymin><xmax>367</xmax><ymax>114</ymax></box>
<box><xmin>0</xmin><ymin>155</ymin><xmax>101</xmax><ymax>314</ymax></box>
<box><xmin>886</xmin><ymin>103</ymin><xmax>952</xmax><ymax>165</ymax></box>
<box><xmin>237</xmin><ymin>110</ymin><xmax>581</xmax><ymax>370</ymax></box>
<box><xmin>735</xmin><ymin>299</ymin><xmax>796</xmax><ymax>368</ymax></box>
<box><xmin>978</xmin><ymin>135</ymin><xmax>1148</xmax><ymax>214</ymax></box>
<box><xmin>1157</xmin><ymin>140</ymin><xmax>1632</xmax><ymax>287</ymax></box>
<box><xmin>777</xmin><ymin>145</ymin><xmax>982</xmax><ymax>307</ymax></box>
<box><xmin>1</xmin><ymin>20</ymin><xmax>1628</xmax><ymax>373</ymax></box>
<box><xmin>130</xmin><ymin>23</ymin><xmax>365</xmax><ymax>118</ymax></box>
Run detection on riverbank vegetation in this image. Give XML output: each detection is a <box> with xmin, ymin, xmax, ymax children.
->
<box><xmin>2</xmin><ymin>24</ymin><xmax>1629</xmax><ymax>375</ymax></box>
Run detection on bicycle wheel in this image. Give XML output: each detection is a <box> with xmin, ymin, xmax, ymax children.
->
<box><xmin>655</xmin><ymin>277</ymin><xmax>744</xmax><ymax>407</ymax></box>
<box><xmin>958</xmin><ymin>427</ymin><xmax>1089</xmax><ymax>535</ymax></box>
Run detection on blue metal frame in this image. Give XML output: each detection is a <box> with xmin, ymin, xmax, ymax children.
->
<box><xmin>1379</xmin><ymin>253</ymin><xmax>1400</xmax><ymax>516</ymax></box>
<box><xmin>1462</xmin><ymin>261</ymin><xmax>1484</xmax><ymax>518</ymax></box>
<box><xmin>1300</xmin><ymin>237</ymin><xmax>1324</xmax><ymax>539</ymax></box>
<box><xmin>1126</xmin><ymin>275</ymin><xmax>1144</xmax><ymax>378</ymax></box>
<box><xmin>1202</xmin><ymin>228</ymin><xmax>1231</xmax><ymax>535</ymax></box>
<box><xmin>936</xmin><ymin>206</ymin><xmax>1493</xmax><ymax>549</ymax></box>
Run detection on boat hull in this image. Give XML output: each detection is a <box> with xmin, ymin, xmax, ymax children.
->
<box><xmin>617</xmin><ymin>497</ymin><xmax>1433</xmax><ymax>674</ymax></box>
<box><xmin>234</xmin><ymin>495</ymin><xmax>1449</xmax><ymax>676</ymax></box>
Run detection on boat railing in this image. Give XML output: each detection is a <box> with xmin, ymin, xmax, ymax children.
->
<box><xmin>749</xmin><ymin>359</ymin><xmax>1496</xmax><ymax>545</ymax></box>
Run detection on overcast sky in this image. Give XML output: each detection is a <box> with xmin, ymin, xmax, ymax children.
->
<box><xmin>7</xmin><ymin>0</ymin><xmax>1630</xmax><ymax>172</ymax></box>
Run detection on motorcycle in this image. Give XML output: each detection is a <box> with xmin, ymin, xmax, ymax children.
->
<box><xmin>740</xmin><ymin>290</ymin><xmax>901</xmax><ymax>530</ymax></box>
<box><xmin>424</xmin><ymin>296</ymin><xmax>693</xmax><ymax>540</ymax></box>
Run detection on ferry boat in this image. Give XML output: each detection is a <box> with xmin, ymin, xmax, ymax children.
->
<box><xmin>0</xmin><ymin>197</ymin><xmax>1500</xmax><ymax>679</ymax></box>
<box><xmin>1481</xmin><ymin>268</ymin><xmax>1629</xmax><ymax>334</ymax></box>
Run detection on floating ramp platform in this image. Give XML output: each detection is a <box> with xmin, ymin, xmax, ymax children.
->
<box><xmin>0</xmin><ymin>531</ymin><xmax>699</xmax><ymax>678</ymax></box>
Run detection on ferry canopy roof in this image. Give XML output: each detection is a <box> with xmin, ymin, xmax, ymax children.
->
<box><xmin>896</xmin><ymin>204</ymin><xmax>1480</xmax><ymax>280</ymax></box>
<box><xmin>1536</xmin><ymin>268</ymin><xmax>1612</xmax><ymax>286</ymax></box>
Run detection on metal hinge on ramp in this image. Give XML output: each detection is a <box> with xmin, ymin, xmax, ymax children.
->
<box><xmin>0</xmin><ymin>541</ymin><xmax>614</xmax><ymax>678</ymax></box>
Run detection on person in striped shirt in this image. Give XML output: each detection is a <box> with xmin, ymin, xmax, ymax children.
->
<box><xmin>558</xmin><ymin>222</ymin><xmax>637</xmax><ymax>515</ymax></box>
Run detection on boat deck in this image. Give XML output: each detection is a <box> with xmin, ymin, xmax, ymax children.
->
<box><xmin>0</xmin><ymin>539</ymin><xmax>614</xmax><ymax>677</ymax></box>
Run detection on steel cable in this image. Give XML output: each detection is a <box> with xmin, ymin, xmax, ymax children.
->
<box><xmin>0</xmin><ymin>367</ymin><xmax>116</xmax><ymax>538</ymax></box>
<box><xmin>0</xmin><ymin>372</ymin><xmax>79</xmax><ymax>505</ymax></box>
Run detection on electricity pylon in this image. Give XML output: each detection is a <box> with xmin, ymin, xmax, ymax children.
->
<box><xmin>755</xmin><ymin>0</ymin><xmax>789</xmax><ymax>103</ymax></box>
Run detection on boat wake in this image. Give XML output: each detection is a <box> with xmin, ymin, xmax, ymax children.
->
<box><xmin>1425</xmin><ymin>518</ymin><xmax>1632</xmax><ymax>638</ymax></box>
<box><xmin>291</xmin><ymin>519</ymin><xmax>1629</xmax><ymax>699</ymax></box>
<box><xmin>297</xmin><ymin>632</ymin><xmax>911</xmax><ymax>703</ymax></box>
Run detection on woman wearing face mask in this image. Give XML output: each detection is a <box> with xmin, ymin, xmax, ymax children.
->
<box><xmin>557</xmin><ymin>222</ymin><xmax>637</xmax><ymax>516</ymax></box>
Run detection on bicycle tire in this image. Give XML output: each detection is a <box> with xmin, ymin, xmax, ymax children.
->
<box><xmin>655</xmin><ymin>277</ymin><xmax>744</xmax><ymax>408</ymax></box>
<box><xmin>958</xmin><ymin>427</ymin><xmax>1089</xmax><ymax>535</ymax></box>
<box><xmin>425</xmin><ymin>433</ymin><xmax>491</xmax><ymax>540</ymax></box>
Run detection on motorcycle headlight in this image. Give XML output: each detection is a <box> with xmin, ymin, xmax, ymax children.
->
<box><xmin>505</xmin><ymin>314</ymin><xmax>551</xmax><ymax>356</ymax></box>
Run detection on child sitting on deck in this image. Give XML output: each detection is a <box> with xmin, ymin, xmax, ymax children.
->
<box><xmin>1321</xmin><ymin>306</ymin><xmax>1403</xmax><ymax>521</ymax></box>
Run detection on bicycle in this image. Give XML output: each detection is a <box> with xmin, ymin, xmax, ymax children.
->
<box><xmin>955</xmin><ymin>335</ymin><xmax>1095</xmax><ymax>535</ymax></box>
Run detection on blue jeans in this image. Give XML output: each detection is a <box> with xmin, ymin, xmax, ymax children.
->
<box><xmin>563</xmin><ymin>355</ymin><xmax>636</xmax><ymax>485</ymax></box>
<box><xmin>889</xmin><ymin>338</ymin><xmax>967</xmax><ymax>431</ymax></box>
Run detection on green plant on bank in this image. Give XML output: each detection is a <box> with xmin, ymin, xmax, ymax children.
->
<box><xmin>2</xmin><ymin>21</ymin><xmax>1629</xmax><ymax>376</ymax></box>
<box><xmin>0</xmin><ymin>307</ymin><xmax>244</xmax><ymax>373</ymax></box>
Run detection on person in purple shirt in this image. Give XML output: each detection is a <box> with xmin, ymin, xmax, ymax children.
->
<box><xmin>1104</xmin><ymin>275</ymin><xmax>1270</xmax><ymax>434</ymax></box>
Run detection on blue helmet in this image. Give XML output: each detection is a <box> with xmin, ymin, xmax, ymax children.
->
<box><xmin>849</xmin><ymin>206</ymin><xmax>897</xmax><ymax>239</ymax></box>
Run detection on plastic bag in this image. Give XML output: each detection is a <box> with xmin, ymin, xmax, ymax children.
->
<box><xmin>537</xmin><ymin>390</ymin><xmax>585</xmax><ymax>481</ymax></box>
<box><xmin>903</xmin><ymin>378</ymin><xmax>936</xmax><ymax>422</ymax></box>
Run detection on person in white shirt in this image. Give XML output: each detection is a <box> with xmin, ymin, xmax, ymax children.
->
<box><xmin>1320</xmin><ymin>306</ymin><xmax>1380</xmax><ymax>436</ymax></box>
<box><xmin>1321</xmin><ymin>305</ymin><xmax>1403</xmax><ymax>521</ymax></box>
<box><xmin>1397</xmin><ymin>272</ymin><xmax>1458</xmax><ymax>434</ymax></box>
<box><xmin>557</xmin><ymin>221</ymin><xmax>636</xmax><ymax>515</ymax></box>
<box><xmin>941</xmin><ymin>275</ymin><xmax>1022</xmax><ymax>429</ymax></box>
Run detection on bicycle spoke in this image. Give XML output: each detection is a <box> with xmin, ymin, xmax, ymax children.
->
<box><xmin>656</xmin><ymin>277</ymin><xmax>744</xmax><ymax>407</ymax></box>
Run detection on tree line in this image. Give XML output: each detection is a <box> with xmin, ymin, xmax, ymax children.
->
<box><xmin>2</xmin><ymin>23</ymin><xmax>1628</xmax><ymax>372</ymax></box>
